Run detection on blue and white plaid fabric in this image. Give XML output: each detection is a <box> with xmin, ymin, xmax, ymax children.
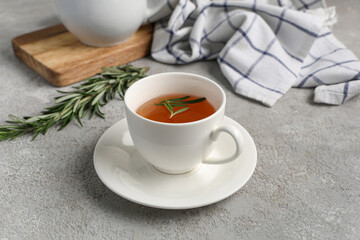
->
<box><xmin>149</xmin><ymin>0</ymin><xmax>360</xmax><ymax>106</ymax></box>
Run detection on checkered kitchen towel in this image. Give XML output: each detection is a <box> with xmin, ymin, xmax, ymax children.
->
<box><xmin>149</xmin><ymin>0</ymin><xmax>360</xmax><ymax>107</ymax></box>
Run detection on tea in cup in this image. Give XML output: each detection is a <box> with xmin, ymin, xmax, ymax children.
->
<box><xmin>53</xmin><ymin>0</ymin><xmax>166</xmax><ymax>47</ymax></box>
<box><xmin>124</xmin><ymin>72</ymin><xmax>244</xmax><ymax>174</ymax></box>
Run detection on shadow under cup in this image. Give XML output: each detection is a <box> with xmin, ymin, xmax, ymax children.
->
<box><xmin>124</xmin><ymin>72</ymin><xmax>226</xmax><ymax>174</ymax></box>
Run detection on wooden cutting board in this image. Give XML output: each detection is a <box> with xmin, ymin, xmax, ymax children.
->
<box><xmin>12</xmin><ymin>24</ymin><xmax>154</xmax><ymax>87</ymax></box>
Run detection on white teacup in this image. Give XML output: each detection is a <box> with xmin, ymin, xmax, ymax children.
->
<box><xmin>53</xmin><ymin>0</ymin><xmax>165</xmax><ymax>47</ymax></box>
<box><xmin>124</xmin><ymin>72</ymin><xmax>245</xmax><ymax>174</ymax></box>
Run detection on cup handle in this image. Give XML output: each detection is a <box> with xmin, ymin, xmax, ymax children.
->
<box><xmin>202</xmin><ymin>125</ymin><xmax>244</xmax><ymax>165</ymax></box>
<box><xmin>145</xmin><ymin>0</ymin><xmax>167</xmax><ymax>20</ymax></box>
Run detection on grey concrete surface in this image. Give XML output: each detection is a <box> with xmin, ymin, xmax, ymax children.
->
<box><xmin>0</xmin><ymin>0</ymin><xmax>359</xmax><ymax>239</ymax></box>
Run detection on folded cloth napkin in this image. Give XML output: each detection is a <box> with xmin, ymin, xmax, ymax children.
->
<box><xmin>149</xmin><ymin>0</ymin><xmax>360</xmax><ymax>107</ymax></box>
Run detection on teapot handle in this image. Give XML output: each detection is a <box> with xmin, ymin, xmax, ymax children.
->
<box><xmin>145</xmin><ymin>0</ymin><xmax>167</xmax><ymax>20</ymax></box>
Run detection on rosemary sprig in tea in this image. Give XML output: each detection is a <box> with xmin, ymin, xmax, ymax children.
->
<box><xmin>156</xmin><ymin>96</ymin><xmax>206</xmax><ymax>118</ymax></box>
<box><xmin>163</xmin><ymin>99</ymin><xmax>189</xmax><ymax>119</ymax></box>
<box><xmin>0</xmin><ymin>65</ymin><xmax>148</xmax><ymax>141</ymax></box>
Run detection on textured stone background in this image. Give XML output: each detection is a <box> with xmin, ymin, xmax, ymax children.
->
<box><xmin>0</xmin><ymin>0</ymin><xmax>359</xmax><ymax>239</ymax></box>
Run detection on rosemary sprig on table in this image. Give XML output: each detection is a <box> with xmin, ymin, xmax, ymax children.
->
<box><xmin>0</xmin><ymin>65</ymin><xmax>148</xmax><ymax>141</ymax></box>
<box><xmin>155</xmin><ymin>96</ymin><xmax>206</xmax><ymax>118</ymax></box>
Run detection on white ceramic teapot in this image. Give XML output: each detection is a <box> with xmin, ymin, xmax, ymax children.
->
<box><xmin>53</xmin><ymin>0</ymin><xmax>166</xmax><ymax>47</ymax></box>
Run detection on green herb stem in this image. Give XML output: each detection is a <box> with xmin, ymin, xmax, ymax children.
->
<box><xmin>0</xmin><ymin>65</ymin><xmax>149</xmax><ymax>141</ymax></box>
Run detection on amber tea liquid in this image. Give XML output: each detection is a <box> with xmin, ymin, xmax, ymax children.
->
<box><xmin>136</xmin><ymin>94</ymin><xmax>216</xmax><ymax>123</ymax></box>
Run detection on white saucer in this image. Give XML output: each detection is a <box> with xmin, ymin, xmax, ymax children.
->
<box><xmin>93</xmin><ymin>116</ymin><xmax>257</xmax><ymax>209</ymax></box>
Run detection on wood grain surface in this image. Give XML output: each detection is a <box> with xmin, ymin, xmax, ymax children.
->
<box><xmin>12</xmin><ymin>24</ymin><xmax>154</xmax><ymax>87</ymax></box>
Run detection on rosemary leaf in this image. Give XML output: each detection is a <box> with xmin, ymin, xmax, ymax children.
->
<box><xmin>171</xmin><ymin>107</ymin><xmax>189</xmax><ymax>118</ymax></box>
<box><xmin>91</xmin><ymin>91</ymin><xmax>105</xmax><ymax>105</ymax></box>
<box><xmin>163</xmin><ymin>99</ymin><xmax>173</xmax><ymax>114</ymax></box>
<box><xmin>73</xmin><ymin>98</ymin><xmax>81</xmax><ymax>112</ymax></box>
<box><xmin>101</xmin><ymin>67</ymin><xmax>123</xmax><ymax>73</ymax></box>
<box><xmin>171</xmin><ymin>97</ymin><xmax>206</xmax><ymax>104</ymax></box>
<box><xmin>55</xmin><ymin>93</ymin><xmax>80</xmax><ymax>104</ymax></box>
<box><xmin>160</xmin><ymin>96</ymin><xmax>190</xmax><ymax>102</ymax></box>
